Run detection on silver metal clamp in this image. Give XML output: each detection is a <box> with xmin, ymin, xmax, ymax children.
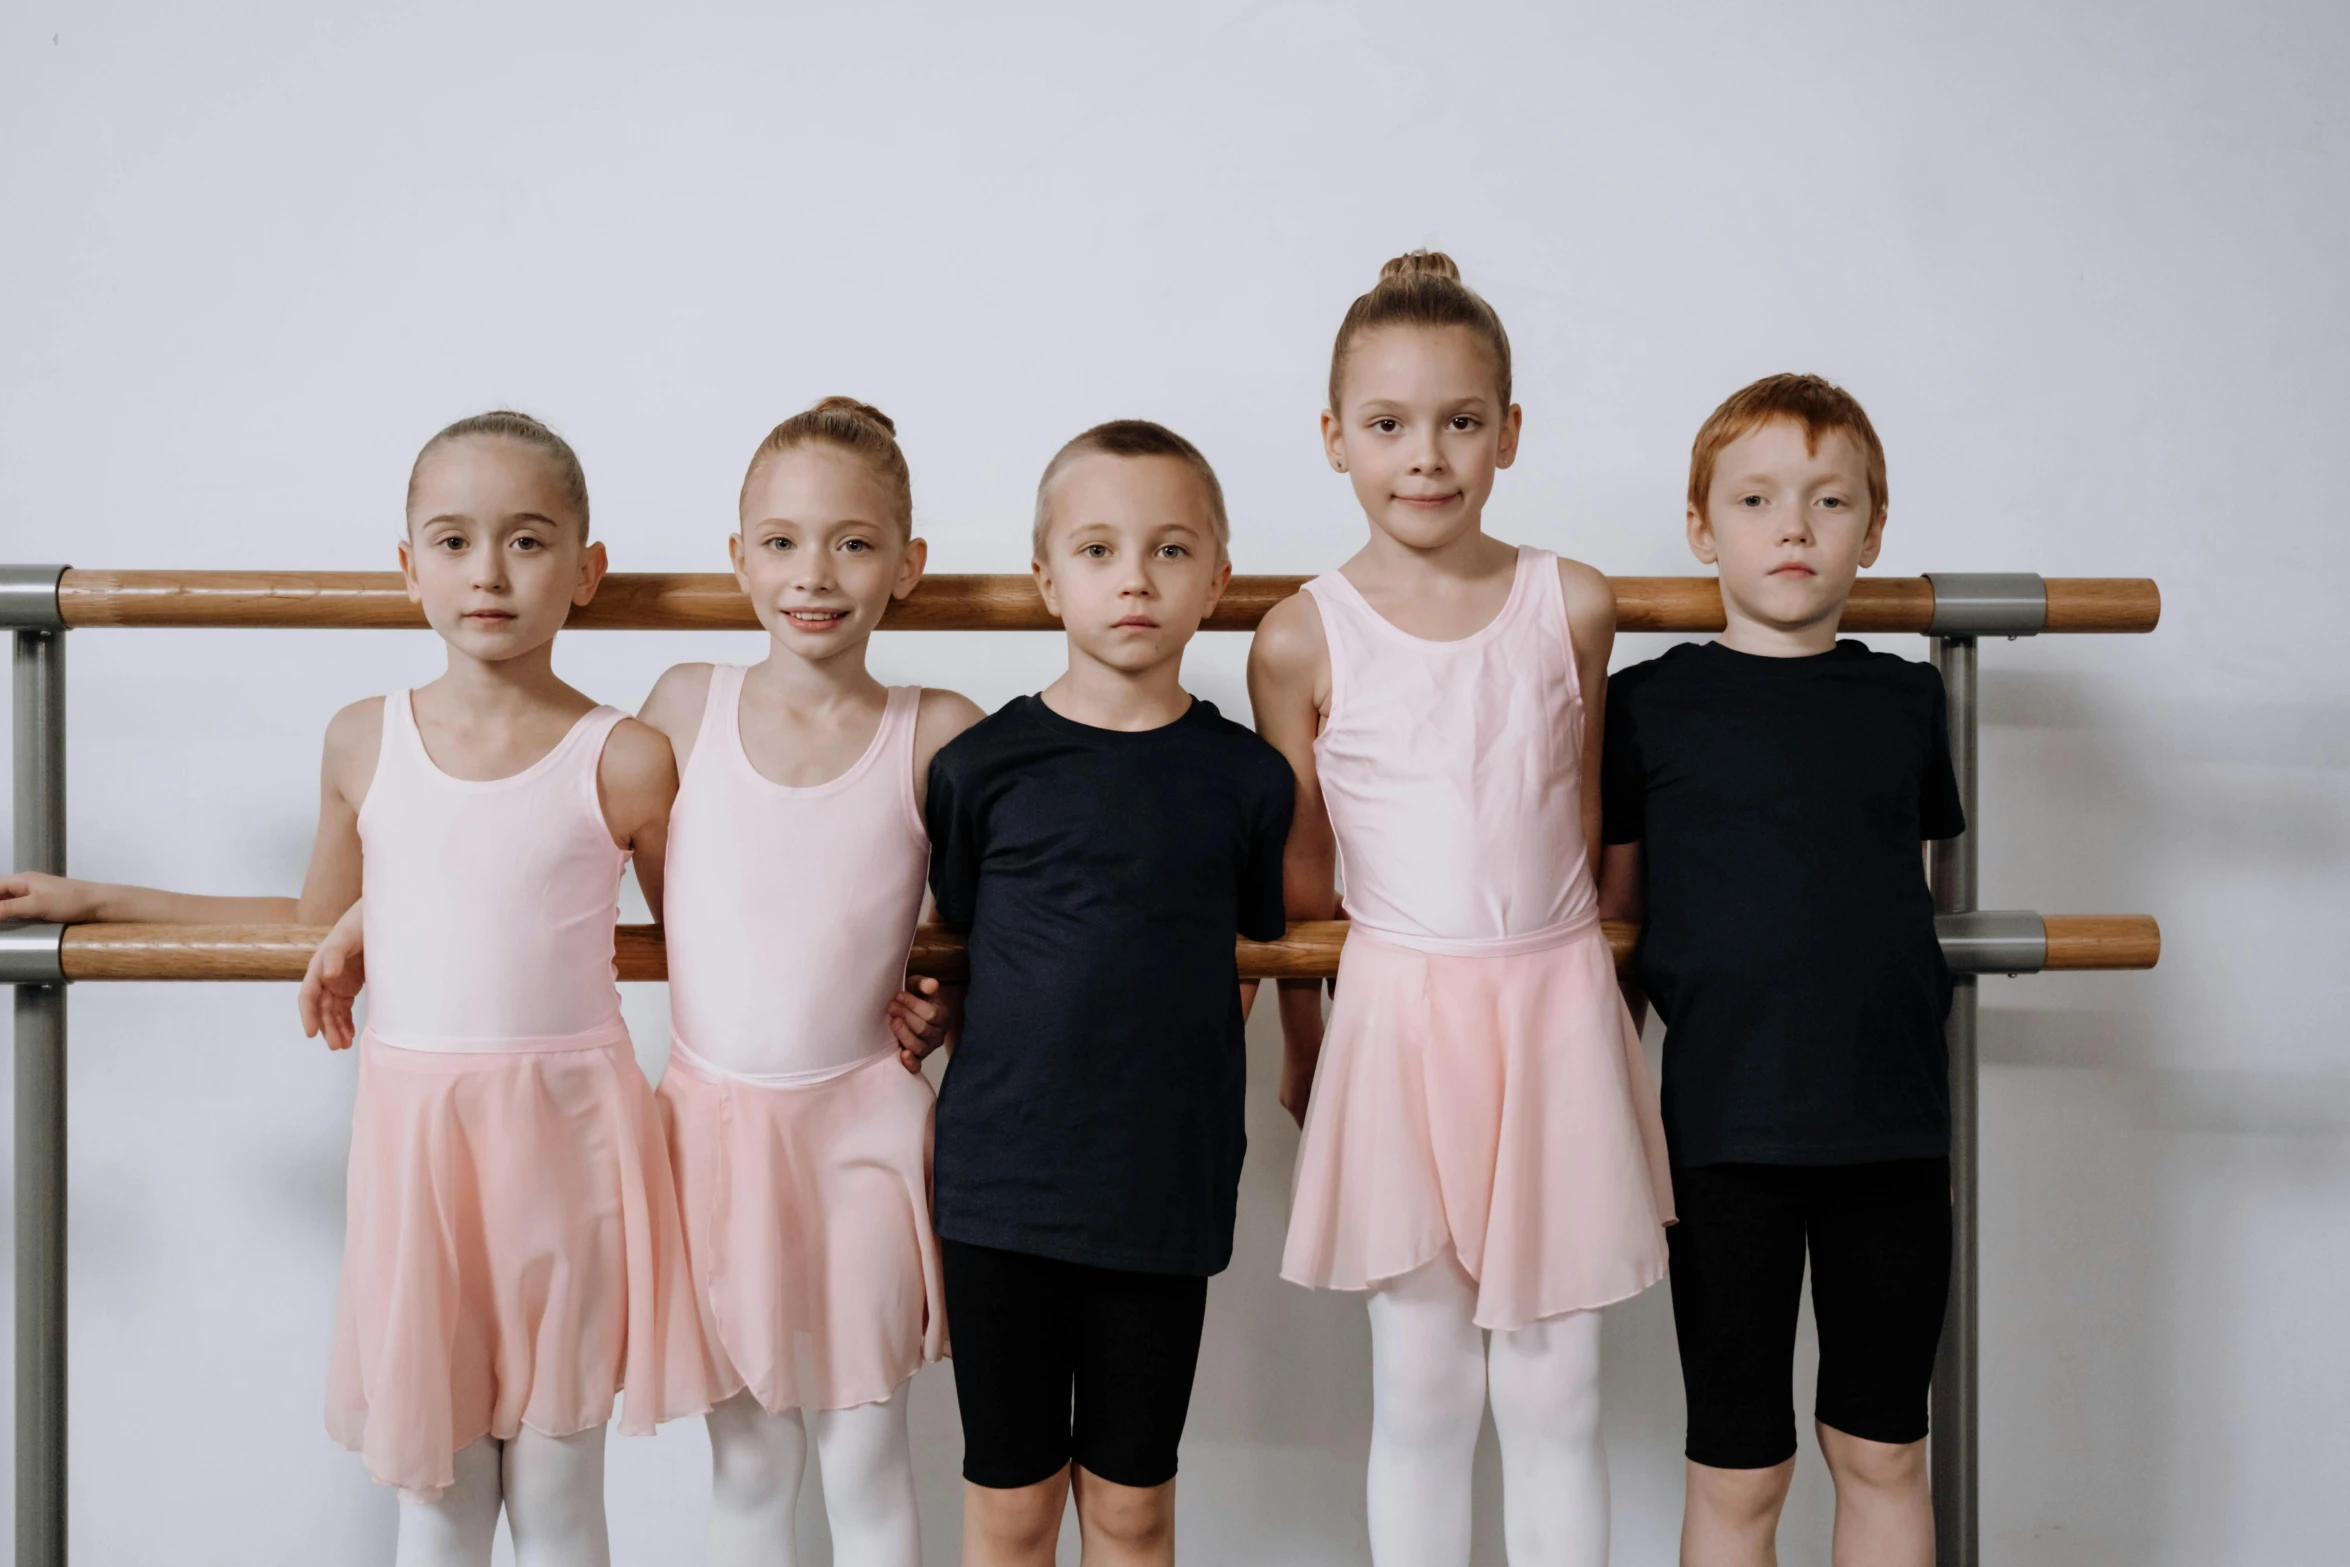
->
<box><xmin>0</xmin><ymin>566</ymin><xmax>67</xmax><ymax>631</ymax></box>
<box><xmin>0</xmin><ymin>922</ymin><xmax>65</xmax><ymax>986</ymax></box>
<box><xmin>1925</xmin><ymin>572</ymin><xmax>2046</xmax><ymax>638</ymax></box>
<box><xmin>1935</xmin><ymin>909</ymin><xmax>2048</xmax><ymax>974</ymax></box>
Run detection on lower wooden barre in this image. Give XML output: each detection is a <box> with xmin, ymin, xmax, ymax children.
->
<box><xmin>58</xmin><ymin>915</ymin><xmax>2158</xmax><ymax>983</ymax></box>
<box><xmin>53</xmin><ymin>570</ymin><xmax>2160</xmax><ymax>634</ymax></box>
<box><xmin>2041</xmin><ymin>914</ymin><xmax>2161</xmax><ymax>970</ymax></box>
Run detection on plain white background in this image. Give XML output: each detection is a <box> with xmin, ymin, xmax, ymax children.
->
<box><xmin>3</xmin><ymin>1</ymin><xmax>2345</xmax><ymax>1561</ymax></box>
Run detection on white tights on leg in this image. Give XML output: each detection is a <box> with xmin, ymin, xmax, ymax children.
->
<box><xmin>1364</xmin><ymin>1257</ymin><xmax>1609</xmax><ymax>1567</ymax></box>
<box><xmin>1490</xmin><ymin>1306</ymin><xmax>1608</xmax><ymax>1566</ymax></box>
<box><xmin>705</xmin><ymin>1386</ymin><xmax>919</xmax><ymax>1567</ymax></box>
<box><xmin>394</xmin><ymin>1427</ymin><xmax>611</xmax><ymax>1567</ymax></box>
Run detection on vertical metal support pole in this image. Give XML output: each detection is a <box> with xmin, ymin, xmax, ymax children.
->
<box><xmin>14</xmin><ymin>626</ymin><xmax>66</xmax><ymax>1567</ymax></box>
<box><xmin>1930</xmin><ymin>636</ymin><xmax>1978</xmax><ymax>1567</ymax></box>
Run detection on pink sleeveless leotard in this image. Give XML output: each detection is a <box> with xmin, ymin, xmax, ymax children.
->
<box><xmin>657</xmin><ymin>669</ymin><xmax>946</xmax><ymax>1412</ymax></box>
<box><xmin>1281</xmin><ymin>547</ymin><xmax>1674</xmax><ymax>1329</ymax></box>
<box><xmin>326</xmin><ymin>692</ymin><xmax>712</xmax><ymax>1499</ymax></box>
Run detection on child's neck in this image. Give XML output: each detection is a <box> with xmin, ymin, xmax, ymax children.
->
<box><xmin>428</xmin><ymin>640</ymin><xmax>582</xmax><ymax>717</ymax></box>
<box><xmin>1348</xmin><ymin>518</ymin><xmax>1514</xmax><ymax>594</ymax></box>
<box><xmin>1717</xmin><ymin>600</ymin><xmax>1842</xmax><ymax>658</ymax></box>
<box><xmin>1042</xmin><ymin>646</ymin><xmax>1191</xmax><ymax>733</ymax></box>
<box><xmin>745</xmin><ymin>636</ymin><xmax>885</xmax><ymax>715</ymax></box>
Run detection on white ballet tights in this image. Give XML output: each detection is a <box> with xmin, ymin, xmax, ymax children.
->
<box><xmin>705</xmin><ymin>1386</ymin><xmax>920</xmax><ymax>1567</ymax></box>
<box><xmin>393</xmin><ymin>1426</ymin><xmax>610</xmax><ymax>1567</ymax></box>
<box><xmin>1365</xmin><ymin>1257</ymin><xmax>1609</xmax><ymax>1567</ymax></box>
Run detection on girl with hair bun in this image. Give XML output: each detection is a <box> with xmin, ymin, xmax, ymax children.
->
<box><xmin>637</xmin><ymin>397</ymin><xmax>983</xmax><ymax>1567</ymax></box>
<box><xmin>10</xmin><ymin>412</ymin><xmax>715</xmax><ymax>1564</ymax></box>
<box><xmin>1251</xmin><ymin>252</ymin><xmax>1674</xmax><ymax>1567</ymax></box>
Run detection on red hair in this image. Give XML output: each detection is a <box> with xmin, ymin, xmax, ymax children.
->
<box><xmin>1688</xmin><ymin>374</ymin><xmax>1886</xmax><ymax>521</ymax></box>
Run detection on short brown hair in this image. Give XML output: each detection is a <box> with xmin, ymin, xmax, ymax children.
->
<box><xmin>1328</xmin><ymin>250</ymin><xmax>1512</xmax><ymax>413</ymax></box>
<box><xmin>741</xmin><ymin>396</ymin><xmax>913</xmax><ymax>535</ymax></box>
<box><xmin>407</xmin><ymin>410</ymin><xmax>591</xmax><ymax>537</ymax></box>
<box><xmin>1688</xmin><ymin>374</ymin><xmax>1887</xmax><ymax>522</ymax></box>
<box><xmin>1032</xmin><ymin>419</ymin><xmax>1230</xmax><ymax>564</ymax></box>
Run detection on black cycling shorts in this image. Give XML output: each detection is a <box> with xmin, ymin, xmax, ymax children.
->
<box><xmin>941</xmin><ymin>1238</ymin><xmax>1209</xmax><ymax>1490</ymax></box>
<box><xmin>1668</xmin><ymin>1157</ymin><xmax>1951</xmax><ymax>1469</ymax></box>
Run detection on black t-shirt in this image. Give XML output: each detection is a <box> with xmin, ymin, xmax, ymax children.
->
<box><xmin>925</xmin><ymin>695</ymin><xmax>1294</xmax><ymax>1276</ymax></box>
<box><xmin>1602</xmin><ymin>640</ymin><xmax>1967</xmax><ymax>1167</ymax></box>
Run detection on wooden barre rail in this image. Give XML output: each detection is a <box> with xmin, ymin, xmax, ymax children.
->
<box><xmin>56</xmin><ymin>915</ymin><xmax>2160</xmax><ymax>983</ymax></box>
<box><xmin>53</xmin><ymin>571</ymin><xmax>2162</xmax><ymax>634</ymax></box>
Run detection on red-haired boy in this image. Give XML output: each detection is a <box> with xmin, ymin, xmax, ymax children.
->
<box><xmin>1599</xmin><ymin>375</ymin><xmax>1963</xmax><ymax>1567</ymax></box>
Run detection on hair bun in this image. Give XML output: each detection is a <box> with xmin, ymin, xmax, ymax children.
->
<box><xmin>1378</xmin><ymin>249</ymin><xmax>1462</xmax><ymax>285</ymax></box>
<box><xmin>810</xmin><ymin>395</ymin><xmax>896</xmax><ymax>435</ymax></box>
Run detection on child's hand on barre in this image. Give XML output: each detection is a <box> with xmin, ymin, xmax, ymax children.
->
<box><xmin>0</xmin><ymin>872</ymin><xmax>110</xmax><ymax>925</ymax></box>
<box><xmin>299</xmin><ymin>901</ymin><xmax>367</xmax><ymax>1051</ymax></box>
<box><xmin>888</xmin><ymin>976</ymin><xmax>961</xmax><ymax>1073</ymax></box>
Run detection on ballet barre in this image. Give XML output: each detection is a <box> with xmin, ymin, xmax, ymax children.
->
<box><xmin>0</xmin><ymin>562</ymin><xmax>2159</xmax><ymax>1567</ymax></box>
<box><xmin>43</xmin><ymin>567</ymin><xmax>2161</xmax><ymax>634</ymax></box>
<box><xmin>0</xmin><ymin>913</ymin><xmax>2163</xmax><ymax>985</ymax></box>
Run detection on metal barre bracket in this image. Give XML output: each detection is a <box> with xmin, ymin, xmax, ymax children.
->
<box><xmin>1935</xmin><ymin>909</ymin><xmax>2047</xmax><ymax>974</ymax></box>
<box><xmin>0</xmin><ymin>566</ymin><xmax>67</xmax><ymax>631</ymax></box>
<box><xmin>1925</xmin><ymin>572</ymin><xmax>2046</xmax><ymax>638</ymax></box>
<box><xmin>0</xmin><ymin>922</ymin><xmax>65</xmax><ymax>986</ymax></box>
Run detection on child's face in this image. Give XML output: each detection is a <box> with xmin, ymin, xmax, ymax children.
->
<box><xmin>1032</xmin><ymin>453</ymin><xmax>1231</xmax><ymax>678</ymax></box>
<box><xmin>731</xmin><ymin>445</ymin><xmax>925</xmax><ymax>663</ymax></box>
<box><xmin>1323</xmin><ymin>325</ymin><xmax>1520</xmax><ymax>549</ymax></box>
<box><xmin>401</xmin><ymin>436</ymin><xmax>604</xmax><ymax>662</ymax></box>
<box><xmin>1688</xmin><ymin>419</ymin><xmax>1885</xmax><ymax>636</ymax></box>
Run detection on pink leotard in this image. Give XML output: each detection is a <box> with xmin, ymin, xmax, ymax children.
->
<box><xmin>1309</xmin><ymin>544</ymin><xmax>1597</xmax><ymax>953</ymax></box>
<box><xmin>358</xmin><ymin>690</ymin><xmax>628</xmax><ymax>1051</ymax></box>
<box><xmin>663</xmin><ymin>670</ymin><xmax>929</xmax><ymax>1083</ymax></box>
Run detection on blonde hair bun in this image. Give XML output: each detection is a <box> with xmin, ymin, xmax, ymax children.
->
<box><xmin>809</xmin><ymin>395</ymin><xmax>897</xmax><ymax>435</ymax></box>
<box><xmin>1378</xmin><ymin>249</ymin><xmax>1463</xmax><ymax>284</ymax></box>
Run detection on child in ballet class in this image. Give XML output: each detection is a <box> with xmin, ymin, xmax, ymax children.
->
<box><xmin>1598</xmin><ymin>374</ymin><xmax>1964</xmax><ymax>1567</ymax></box>
<box><xmin>912</xmin><ymin>420</ymin><xmax>1295</xmax><ymax>1567</ymax></box>
<box><xmin>1253</xmin><ymin>250</ymin><xmax>1675</xmax><ymax>1567</ymax></box>
<box><xmin>634</xmin><ymin>396</ymin><xmax>978</xmax><ymax>1567</ymax></box>
<box><xmin>0</xmin><ymin>412</ymin><xmax>711</xmax><ymax>1566</ymax></box>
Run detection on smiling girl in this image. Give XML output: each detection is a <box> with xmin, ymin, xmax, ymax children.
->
<box><xmin>4</xmin><ymin>411</ymin><xmax>712</xmax><ymax>1566</ymax></box>
<box><xmin>636</xmin><ymin>398</ymin><xmax>982</xmax><ymax>1567</ymax></box>
<box><xmin>1250</xmin><ymin>254</ymin><xmax>1674</xmax><ymax>1567</ymax></box>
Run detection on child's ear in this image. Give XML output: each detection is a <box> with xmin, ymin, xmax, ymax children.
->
<box><xmin>574</xmin><ymin>540</ymin><xmax>610</xmax><ymax>606</ymax></box>
<box><xmin>894</xmin><ymin>536</ymin><xmax>929</xmax><ymax>600</ymax></box>
<box><xmin>1320</xmin><ymin>409</ymin><xmax>1348</xmax><ymax>474</ymax></box>
<box><xmin>1203</xmin><ymin>555</ymin><xmax>1234</xmax><ymax>617</ymax></box>
<box><xmin>1030</xmin><ymin>557</ymin><xmax>1061</xmax><ymax>619</ymax></box>
<box><xmin>727</xmin><ymin>531</ymin><xmax>749</xmax><ymax>590</ymax></box>
<box><xmin>397</xmin><ymin>536</ymin><xmax>422</xmax><ymax>604</ymax></box>
<box><xmin>1685</xmin><ymin>504</ymin><xmax>1720</xmax><ymax>566</ymax></box>
<box><xmin>1495</xmin><ymin>404</ymin><xmax>1524</xmax><ymax>470</ymax></box>
<box><xmin>1857</xmin><ymin>508</ymin><xmax>1888</xmax><ymax>569</ymax></box>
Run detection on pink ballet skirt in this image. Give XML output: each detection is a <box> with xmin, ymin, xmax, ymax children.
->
<box><xmin>659</xmin><ymin>1048</ymin><xmax>947</xmax><ymax>1414</ymax></box>
<box><xmin>325</xmin><ymin>1027</ymin><xmax>717</xmax><ymax>1500</ymax></box>
<box><xmin>1281</xmin><ymin>919</ymin><xmax>1675</xmax><ymax>1332</ymax></box>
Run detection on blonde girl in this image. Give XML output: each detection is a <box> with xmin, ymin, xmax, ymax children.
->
<box><xmin>1250</xmin><ymin>254</ymin><xmax>1674</xmax><ymax>1567</ymax></box>
<box><xmin>637</xmin><ymin>398</ymin><xmax>982</xmax><ymax>1567</ymax></box>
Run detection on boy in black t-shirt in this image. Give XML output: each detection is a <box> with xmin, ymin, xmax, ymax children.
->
<box><xmin>1599</xmin><ymin>375</ymin><xmax>1964</xmax><ymax>1567</ymax></box>
<box><xmin>920</xmin><ymin>420</ymin><xmax>1293</xmax><ymax>1567</ymax></box>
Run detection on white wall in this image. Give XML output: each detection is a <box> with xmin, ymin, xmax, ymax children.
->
<box><xmin>3</xmin><ymin>1</ymin><xmax>2345</xmax><ymax>1561</ymax></box>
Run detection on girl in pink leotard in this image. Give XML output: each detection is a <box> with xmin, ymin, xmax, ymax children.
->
<box><xmin>9</xmin><ymin>413</ymin><xmax>713</xmax><ymax>1565</ymax></box>
<box><xmin>1251</xmin><ymin>253</ymin><xmax>1673</xmax><ymax>1567</ymax></box>
<box><xmin>637</xmin><ymin>398</ymin><xmax>982</xmax><ymax>1567</ymax></box>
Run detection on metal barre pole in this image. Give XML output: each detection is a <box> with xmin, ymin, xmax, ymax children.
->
<box><xmin>10</xmin><ymin>574</ymin><xmax>68</xmax><ymax>1567</ymax></box>
<box><xmin>1931</xmin><ymin>636</ymin><xmax>1980</xmax><ymax>1567</ymax></box>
